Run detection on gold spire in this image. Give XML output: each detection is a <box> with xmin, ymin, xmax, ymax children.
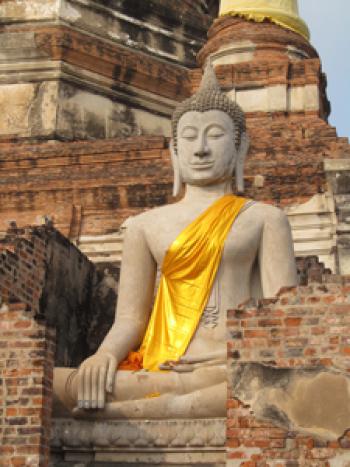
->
<box><xmin>219</xmin><ymin>0</ymin><xmax>310</xmax><ymax>40</ymax></box>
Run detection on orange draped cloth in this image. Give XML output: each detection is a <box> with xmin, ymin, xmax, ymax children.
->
<box><xmin>119</xmin><ymin>194</ymin><xmax>247</xmax><ymax>371</ymax></box>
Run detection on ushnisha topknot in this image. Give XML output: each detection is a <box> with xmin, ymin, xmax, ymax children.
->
<box><xmin>172</xmin><ymin>61</ymin><xmax>246</xmax><ymax>153</ymax></box>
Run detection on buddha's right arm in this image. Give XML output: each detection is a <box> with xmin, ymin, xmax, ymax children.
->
<box><xmin>76</xmin><ymin>217</ymin><xmax>157</xmax><ymax>409</ymax></box>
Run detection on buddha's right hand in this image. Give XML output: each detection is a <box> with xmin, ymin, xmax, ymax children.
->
<box><xmin>76</xmin><ymin>351</ymin><xmax>117</xmax><ymax>410</ymax></box>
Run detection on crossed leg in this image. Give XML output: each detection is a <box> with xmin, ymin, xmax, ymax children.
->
<box><xmin>53</xmin><ymin>365</ymin><xmax>226</xmax><ymax>419</ymax></box>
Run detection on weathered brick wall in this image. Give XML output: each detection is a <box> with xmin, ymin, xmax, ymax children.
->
<box><xmin>0</xmin><ymin>302</ymin><xmax>55</xmax><ymax>467</ymax></box>
<box><xmin>0</xmin><ymin>224</ymin><xmax>117</xmax><ymax>366</ymax></box>
<box><xmin>0</xmin><ymin>136</ymin><xmax>171</xmax><ymax>237</ymax></box>
<box><xmin>243</xmin><ymin>117</ymin><xmax>350</xmax><ymax>207</ymax></box>
<box><xmin>0</xmin><ymin>225</ymin><xmax>47</xmax><ymax>316</ymax></box>
<box><xmin>227</xmin><ymin>277</ymin><xmax>350</xmax><ymax>465</ymax></box>
<box><xmin>0</xmin><ymin>11</ymin><xmax>349</xmax><ymax>237</ymax></box>
<box><xmin>198</xmin><ymin>16</ymin><xmax>318</xmax><ymax>67</ymax></box>
<box><xmin>0</xmin><ymin>224</ymin><xmax>117</xmax><ymax>465</ymax></box>
<box><xmin>0</xmin><ymin>121</ymin><xmax>349</xmax><ymax>241</ymax></box>
<box><xmin>0</xmin><ymin>0</ymin><xmax>217</xmax><ymax>141</ymax></box>
<box><xmin>0</xmin><ymin>6</ymin><xmax>348</xmax><ymax>239</ymax></box>
<box><xmin>296</xmin><ymin>256</ymin><xmax>332</xmax><ymax>286</ymax></box>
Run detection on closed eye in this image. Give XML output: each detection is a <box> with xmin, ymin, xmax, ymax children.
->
<box><xmin>207</xmin><ymin>126</ymin><xmax>225</xmax><ymax>139</ymax></box>
<box><xmin>181</xmin><ymin>127</ymin><xmax>198</xmax><ymax>140</ymax></box>
<box><xmin>181</xmin><ymin>134</ymin><xmax>197</xmax><ymax>141</ymax></box>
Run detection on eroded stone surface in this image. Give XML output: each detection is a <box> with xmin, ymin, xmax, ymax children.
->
<box><xmin>231</xmin><ymin>363</ymin><xmax>350</xmax><ymax>441</ymax></box>
<box><xmin>0</xmin><ymin>81</ymin><xmax>59</xmax><ymax>138</ymax></box>
<box><xmin>0</xmin><ymin>83</ymin><xmax>36</xmax><ymax>135</ymax></box>
<box><xmin>0</xmin><ymin>0</ymin><xmax>59</xmax><ymax>21</ymax></box>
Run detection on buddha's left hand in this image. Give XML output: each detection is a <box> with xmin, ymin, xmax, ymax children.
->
<box><xmin>159</xmin><ymin>350</ymin><xmax>226</xmax><ymax>372</ymax></box>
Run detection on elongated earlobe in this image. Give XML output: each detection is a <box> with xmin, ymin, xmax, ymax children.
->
<box><xmin>170</xmin><ymin>140</ymin><xmax>183</xmax><ymax>197</ymax></box>
<box><xmin>235</xmin><ymin>133</ymin><xmax>249</xmax><ymax>193</ymax></box>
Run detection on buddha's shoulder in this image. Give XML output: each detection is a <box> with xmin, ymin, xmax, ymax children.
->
<box><xmin>122</xmin><ymin>204</ymin><xmax>179</xmax><ymax>231</ymax></box>
<box><xmin>243</xmin><ymin>201</ymin><xmax>289</xmax><ymax>225</ymax></box>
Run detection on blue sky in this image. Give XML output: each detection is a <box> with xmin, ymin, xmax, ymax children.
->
<box><xmin>299</xmin><ymin>0</ymin><xmax>350</xmax><ymax>138</ymax></box>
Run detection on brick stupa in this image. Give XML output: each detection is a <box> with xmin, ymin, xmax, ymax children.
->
<box><xmin>0</xmin><ymin>0</ymin><xmax>349</xmax><ymax>465</ymax></box>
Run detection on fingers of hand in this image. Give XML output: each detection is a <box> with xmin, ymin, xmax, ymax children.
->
<box><xmin>77</xmin><ymin>360</ymin><xmax>109</xmax><ymax>410</ymax></box>
<box><xmin>159</xmin><ymin>360</ymin><xmax>196</xmax><ymax>372</ymax></box>
<box><xmin>75</xmin><ymin>352</ymin><xmax>117</xmax><ymax>410</ymax></box>
<box><xmin>83</xmin><ymin>366</ymin><xmax>92</xmax><ymax>409</ymax></box>
<box><xmin>91</xmin><ymin>367</ymin><xmax>98</xmax><ymax>409</ymax></box>
<box><xmin>178</xmin><ymin>356</ymin><xmax>207</xmax><ymax>364</ymax></box>
<box><xmin>106</xmin><ymin>355</ymin><xmax>116</xmax><ymax>393</ymax></box>
<box><xmin>98</xmin><ymin>366</ymin><xmax>107</xmax><ymax>409</ymax></box>
<box><xmin>77</xmin><ymin>366</ymin><xmax>84</xmax><ymax>409</ymax></box>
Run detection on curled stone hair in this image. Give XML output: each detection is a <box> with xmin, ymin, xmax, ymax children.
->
<box><xmin>172</xmin><ymin>61</ymin><xmax>246</xmax><ymax>153</ymax></box>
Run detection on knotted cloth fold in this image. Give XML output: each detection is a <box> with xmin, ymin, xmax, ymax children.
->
<box><xmin>119</xmin><ymin>194</ymin><xmax>247</xmax><ymax>371</ymax></box>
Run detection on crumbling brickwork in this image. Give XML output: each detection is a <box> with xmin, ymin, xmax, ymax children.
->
<box><xmin>0</xmin><ymin>224</ymin><xmax>117</xmax><ymax>367</ymax></box>
<box><xmin>198</xmin><ymin>16</ymin><xmax>317</xmax><ymax>67</ymax></box>
<box><xmin>0</xmin><ymin>224</ymin><xmax>118</xmax><ymax>465</ymax></box>
<box><xmin>0</xmin><ymin>225</ymin><xmax>47</xmax><ymax>317</ymax></box>
<box><xmin>0</xmin><ymin>301</ymin><xmax>55</xmax><ymax>467</ymax></box>
<box><xmin>227</xmin><ymin>277</ymin><xmax>350</xmax><ymax>465</ymax></box>
<box><xmin>296</xmin><ymin>256</ymin><xmax>332</xmax><ymax>286</ymax></box>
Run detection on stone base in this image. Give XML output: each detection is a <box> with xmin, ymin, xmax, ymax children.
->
<box><xmin>51</xmin><ymin>418</ymin><xmax>226</xmax><ymax>466</ymax></box>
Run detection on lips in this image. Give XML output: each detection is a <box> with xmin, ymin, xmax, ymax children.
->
<box><xmin>189</xmin><ymin>162</ymin><xmax>215</xmax><ymax>169</ymax></box>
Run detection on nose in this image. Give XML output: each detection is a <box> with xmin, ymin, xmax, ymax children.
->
<box><xmin>194</xmin><ymin>134</ymin><xmax>210</xmax><ymax>158</ymax></box>
<box><xmin>194</xmin><ymin>149</ymin><xmax>210</xmax><ymax>158</ymax></box>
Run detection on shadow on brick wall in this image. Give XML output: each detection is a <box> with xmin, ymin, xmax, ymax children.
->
<box><xmin>0</xmin><ymin>222</ymin><xmax>117</xmax><ymax>367</ymax></box>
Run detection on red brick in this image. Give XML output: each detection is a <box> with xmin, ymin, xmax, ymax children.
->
<box><xmin>16</xmin><ymin>445</ymin><xmax>41</xmax><ymax>455</ymax></box>
<box><xmin>227</xmin><ymin>398</ymin><xmax>242</xmax><ymax>409</ymax></box>
<box><xmin>10</xmin><ymin>457</ymin><xmax>27</xmax><ymax>467</ymax></box>
<box><xmin>5</xmin><ymin>408</ymin><xmax>18</xmax><ymax>417</ymax></box>
<box><xmin>227</xmin><ymin>451</ymin><xmax>246</xmax><ymax>459</ymax></box>
<box><xmin>14</xmin><ymin>320</ymin><xmax>32</xmax><ymax>329</ymax></box>
<box><xmin>258</xmin><ymin>319</ymin><xmax>282</xmax><ymax>327</ymax></box>
<box><xmin>0</xmin><ymin>446</ymin><xmax>15</xmax><ymax>455</ymax></box>
<box><xmin>244</xmin><ymin>330</ymin><xmax>269</xmax><ymax>338</ymax></box>
<box><xmin>227</xmin><ymin>438</ymin><xmax>241</xmax><ymax>448</ymax></box>
<box><xmin>284</xmin><ymin>317</ymin><xmax>302</xmax><ymax>327</ymax></box>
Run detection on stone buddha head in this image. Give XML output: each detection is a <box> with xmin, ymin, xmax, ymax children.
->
<box><xmin>171</xmin><ymin>62</ymin><xmax>249</xmax><ymax>196</ymax></box>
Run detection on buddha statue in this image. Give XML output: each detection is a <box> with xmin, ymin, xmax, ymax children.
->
<box><xmin>53</xmin><ymin>63</ymin><xmax>297</xmax><ymax>419</ymax></box>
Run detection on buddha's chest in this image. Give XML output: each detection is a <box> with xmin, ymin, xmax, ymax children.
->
<box><xmin>145</xmin><ymin>209</ymin><xmax>263</xmax><ymax>339</ymax></box>
<box><xmin>145</xmin><ymin>212</ymin><xmax>262</xmax><ymax>270</ymax></box>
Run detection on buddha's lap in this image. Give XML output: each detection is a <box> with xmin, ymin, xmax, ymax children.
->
<box><xmin>113</xmin><ymin>364</ymin><xmax>226</xmax><ymax>400</ymax></box>
<box><xmin>57</xmin><ymin>362</ymin><xmax>227</xmax><ymax>403</ymax></box>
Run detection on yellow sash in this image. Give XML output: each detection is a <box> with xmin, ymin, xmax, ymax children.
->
<box><xmin>119</xmin><ymin>194</ymin><xmax>247</xmax><ymax>372</ymax></box>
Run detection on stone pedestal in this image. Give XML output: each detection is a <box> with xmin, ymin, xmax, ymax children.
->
<box><xmin>51</xmin><ymin>418</ymin><xmax>226</xmax><ymax>465</ymax></box>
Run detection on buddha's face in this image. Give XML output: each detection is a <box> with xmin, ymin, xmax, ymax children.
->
<box><xmin>176</xmin><ymin>110</ymin><xmax>237</xmax><ymax>186</ymax></box>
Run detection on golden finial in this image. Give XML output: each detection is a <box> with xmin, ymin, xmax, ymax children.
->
<box><xmin>219</xmin><ymin>0</ymin><xmax>310</xmax><ymax>40</ymax></box>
